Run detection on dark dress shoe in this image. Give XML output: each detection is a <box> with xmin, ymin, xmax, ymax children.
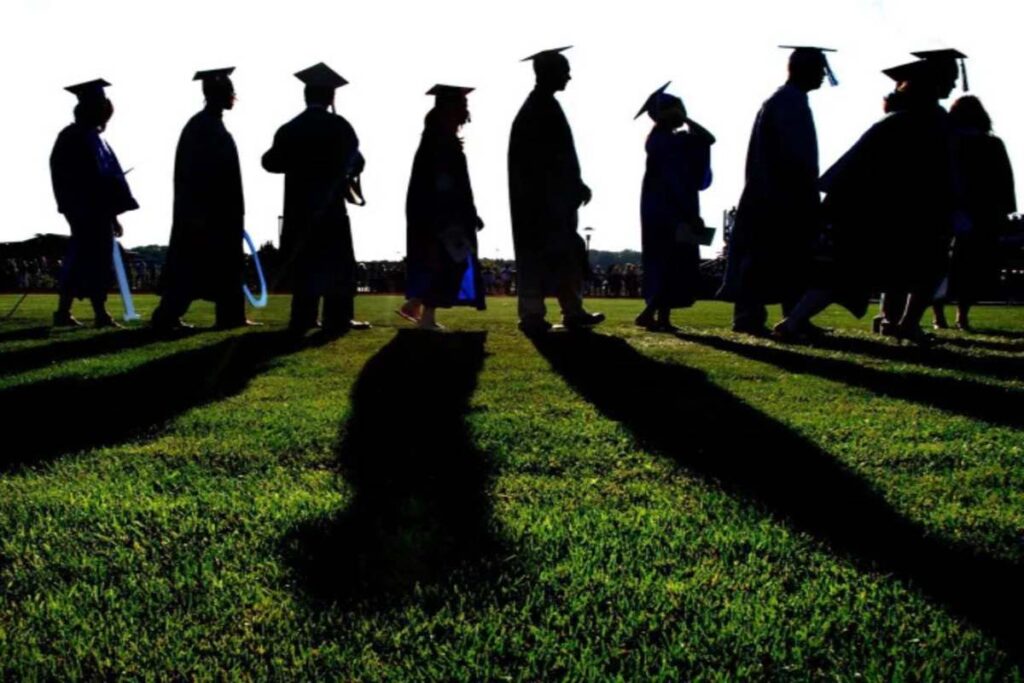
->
<box><xmin>563</xmin><ymin>311</ymin><xmax>606</xmax><ymax>329</ymax></box>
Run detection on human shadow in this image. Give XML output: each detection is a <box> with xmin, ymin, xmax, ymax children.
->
<box><xmin>0</xmin><ymin>325</ymin><xmax>51</xmax><ymax>344</ymax></box>
<box><xmin>531</xmin><ymin>332</ymin><xmax>1024</xmax><ymax>661</ymax></box>
<box><xmin>677</xmin><ymin>331</ymin><xmax>1024</xmax><ymax>430</ymax></box>
<box><xmin>789</xmin><ymin>331</ymin><xmax>1024</xmax><ymax>381</ymax></box>
<box><xmin>0</xmin><ymin>329</ymin><xmax>333</xmax><ymax>471</ymax></box>
<box><xmin>0</xmin><ymin>327</ymin><xmax>179</xmax><ymax>378</ymax></box>
<box><xmin>284</xmin><ymin>330</ymin><xmax>507</xmax><ymax>607</ymax></box>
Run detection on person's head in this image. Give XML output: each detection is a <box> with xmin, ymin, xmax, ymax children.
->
<box><xmin>294</xmin><ymin>62</ymin><xmax>347</xmax><ymax>109</ymax></box>
<box><xmin>950</xmin><ymin>95</ymin><xmax>992</xmax><ymax>133</ymax></box>
<box><xmin>304</xmin><ymin>84</ymin><xmax>335</xmax><ymax>108</ymax></box>
<box><xmin>653</xmin><ymin>94</ymin><xmax>686</xmax><ymax>129</ymax></box>
<box><xmin>66</xmin><ymin>79</ymin><xmax>114</xmax><ymax>131</ymax></box>
<box><xmin>787</xmin><ymin>48</ymin><xmax>828</xmax><ymax>91</ymax></box>
<box><xmin>425</xmin><ymin>85</ymin><xmax>473</xmax><ymax>133</ymax></box>
<box><xmin>73</xmin><ymin>95</ymin><xmax>113</xmax><ymax>131</ymax></box>
<box><xmin>883</xmin><ymin>60</ymin><xmax>944</xmax><ymax>106</ymax></box>
<box><xmin>911</xmin><ymin>49</ymin><xmax>968</xmax><ymax>100</ymax></box>
<box><xmin>202</xmin><ymin>76</ymin><xmax>235</xmax><ymax>111</ymax></box>
<box><xmin>532</xmin><ymin>52</ymin><xmax>571</xmax><ymax>92</ymax></box>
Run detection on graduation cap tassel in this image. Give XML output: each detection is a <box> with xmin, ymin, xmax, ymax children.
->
<box><xmin>960</xmin><ymin>58</ymin><xmax>969</xmax><ymax>91</ymax></box>
<box><xmin>826</xmin><ymin>64</ymin><xmax>839</xmax><ymax>87</ymax></box>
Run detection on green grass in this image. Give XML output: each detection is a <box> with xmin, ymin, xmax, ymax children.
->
<box><xmin>0</xmin><ymin>293</ymin><xmax>1022</xmax><ymax>680</ymax></box>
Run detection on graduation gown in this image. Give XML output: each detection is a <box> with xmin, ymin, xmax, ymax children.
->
<box><xmin>405</xmin><ymin>122</ymin><xmax>485</xmax><ymax>310</ymax></box>
<box><xmin>718</xmin><ymin>84</ymin><xmax>820</xmax><ymax>304</ymax></box>
<box><xmin>508</xmin><ymin>89</ymin><xmax>588</xmax><ymax>276</ymax></box>
<box><xmin>946</xmin><ymin>129</ymin><xmax>1017</xmax><ymax>302</ymax></box>
<box><xmin>50</xmin><ymin>122</ymin><xmax>138</xmax><ymax>299</ymax></box>
<box><xmin>261</xmin><ymin>106</ymin><xmax>363</xmax><ymax>296</ymax></box>
<box><xmin>160</xmin><ymin>109</ymin><xmax>245</xmax><ymax>302</ymax></box>
<box><xmin>640</xmin><ymin>126</ymin><xmax>712</xmax><ymax>309</ymax></box>
<box><xmin>814</xmin><ymin>103</ymin><xmax>956</xmax><ymax>317</ymax></box>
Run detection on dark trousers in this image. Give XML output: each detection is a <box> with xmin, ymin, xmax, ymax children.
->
<box><xmin>732</xmin><ymin>299</ymin><xmax>797</xmax><ymax>330</ymax></box>
<box><xmin>289</xmin><ymin>292</ymin><xmax>353</xmax><ymax>332</ymax></box>
<box><xmin>153</xmin><ymin>290</ymin><xmax>246</xmax><ymax>328</ymax></box>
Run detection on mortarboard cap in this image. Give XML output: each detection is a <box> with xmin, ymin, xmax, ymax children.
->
<box><xmin>294</xmin><ymin>62</ymin><xmax>348</xmax><ymax>89</ymax></box>
<box><xmin>193</xmin><ymin>67</ymin><xmax>235</xmax><ymax>82</ymax></box>
<box><xmin>520</xmin><ymin>45</ymin><xmax>572</xmax><ymax>62</ymax></box>
<box><xmin>779</xmin><ymin>45</ymin><xmax>839</xmax><ymax>86</ymax></box>
<box><xmin>64</xmin><ymin>79</ymin><xmax>111</xmax><ymax>101</ymax></box>
<box><xmin>426</xmin><ymin>84</ymin><xmax>474</xmax><ymax>100</ymax></box>
<box><xmin>881</xmin><ymin>59</ymin><xmax>936</xmax><ymax>83</ymax></box>
<box><xmin>911</xmin><ymin>48</ymin><xmax>969</xmax><ymax>91</ymax></box>
<box><xmin>634</xmin><ymin>81</ymin><xmax>678</xmax><ymax>120</ymax></box>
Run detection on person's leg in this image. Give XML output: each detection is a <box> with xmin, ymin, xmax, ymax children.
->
<box><xmin>516</xmin><ymin>253</ymin><xmax>548</xmax><ymax>330</ymax></box>
<box><xmin>91</xmin><ymin>293</ymin><xmax>120</xmax><ymax>328</ymax></box>
<box><xmin>215</xmin><ymin>290</ymin><xmax>248</xmax><ymax>328</ymax></box>
<box><xmin>931</xmin><ymin>303</ymin><xmax>949</xmax><ymax>329</ymax></box>
<box><xmin>956</xmin><ymin>302</ymin><xmax>972</xmax><ymax>330</ymax></box>
<box><xmin>774</xmin><ymin>289</ymin><xmax>833</xmax><ymax>337</ymax></box>
<box><xmin>635</xmin><ymin>304</ymin><xmax>657</xmax><ymax>328</ymax></box>
<box><xmin>655</xmin><ymin>307</ymin><xmax>673</xmax><ymax>331</ymax></box>
<box><xmin>732</xmin><ymin>300</ymin><xmax>768</xmax><ymax>334</ymax></box>
<box><xmin>289</xmin><ymin>293</ymin><xmax>318</xmax><ymax>332</ymax></box>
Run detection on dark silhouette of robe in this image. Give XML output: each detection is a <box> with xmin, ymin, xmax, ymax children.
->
<box><xmin>262</xmin><ymin>106</ymin><xmax>363</xmax><ymax>326</ymax></box>
<box><xmin>641</xmin><ymin>127</ymin><xmax>712</xmax><ymax>309</ymax></box>
<box><xmin>814</xmin><ymin>101</ymin><xmax>957</xmax><ymax>316</ymax></box>
<box><xmin>50</xmin><ymin>122</ymin><xmax>138</xmax><ymax>299</ymax></box>
<box><xmin>719</xmin><ymin>84</ymin><xmax>820</xmax><ymax>305</ymax></box>
<box><xmin>508</xmin><ymin>89</ymin><xmax>588</xmax><ymax>284</ymax></box>
<box><xmin>156</xmin><ymin>109</ymin><xmax>245</xmax><ymax>318</ymax></box>
<box><xmin>946</xmin><ymin>128</ymin><xmax>1017</xmax><ymax>302</ymax></box>
<box><xmin>405</xmin><ymin>118</ymin><xmax>485</xmax><ymax>309</ymax></box>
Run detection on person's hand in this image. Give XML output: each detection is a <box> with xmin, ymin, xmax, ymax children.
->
<box><xmin>475</xmin><ymin>215</ymin><xmax>485</xmax><ymax>231</ymax></box>
<box><xmin>112</xmin><ymin>218</ymin><xmax>124</xmax><ymax>238</ymax></box>
<box><xmin>580</xmin><ymin>183</ymin><xmax>592</xmax><ymax>206</ymax></box>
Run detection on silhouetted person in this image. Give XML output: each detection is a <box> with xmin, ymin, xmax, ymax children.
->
<box><xmin>874</xmin><ymin>48</ymin><xmax>969</xmax><ymax>335</ymax></box>
<box><xmin>262</xmin><ymin>62</ymin><xmax>370</xmax><ymax>333</ymax></box>
<box><xmin>633</xmin><ymin>83</ymin><xmax>715</xmax><ymax>332</ymax></box>
<box><xmin>931</xmin><ymin>95</ymin><xmax>1016</xmax><ymax>331</ymax></box>
<box><xmin>718</xmin><ymin>46</ymin><xmax>837</xmax><ymax>336</ymax></box>
<box><xmin>398</xmin><ymin>85</ymin><xmax>486</xmax><ymax>330</ymax></box>
<box><xmin>508</xmin><ymin>46</ymin><xmax>604</xmax><ymax>335</ymax></box>
<box><xmin>774</xmin><ymin>59</ymin><xmax>958</xmax><ymax>344</ymax></box>
<box><xmin>50</xmin><ymin>79</ymin><xmax>138</xmax><ymax>328</ymax></box>
<box><xmin>152</xmin><ymin>67</ymin><xmax>252</xmax><ymax>332</ymax></box>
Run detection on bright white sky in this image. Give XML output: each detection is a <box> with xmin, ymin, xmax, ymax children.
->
<box><xmin>1</xmin><ymin>0</ymin><xmax>1021</xmax><ymax>260</ymax></box>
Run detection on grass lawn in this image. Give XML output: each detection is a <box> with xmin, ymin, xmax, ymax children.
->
<box><xmin>0</xmin><ymin>293</ymin><xmax>1022</xmax><ymax>680</ymax></box>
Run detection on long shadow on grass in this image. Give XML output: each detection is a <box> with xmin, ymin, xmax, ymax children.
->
<box><xmin>285</xmin><ymin>330</ymin><xmax>508</xmax><ymax>606</ymax></box>
<box><xmin>0</xmin><ymin>328</ymin><xmax>333</xmax><ymax>471</ymax></box>
<box><xmin>677</xmin><ymin>331</ymin><xmax>1024</xmax><ymax>430</ymax></box>
<box><xmin>797</xmin><ymin>332</ymin><xmax>1024</xmax><ymax>381</ymax></box>
<box><xmin>532</xmin><ymin>332</ymin><xmax>1024</xmax><ymax>661</ymax></box>
<box><xmin>0</xmin><ymin>327</ymin><xmax>180</xmax><ymax>378</ymax></box>
<box><xmin>0</xmin><ymin>325</ymin><xmax>51</xmax><ymax>344</ymax></box>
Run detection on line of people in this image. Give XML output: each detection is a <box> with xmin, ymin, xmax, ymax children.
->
<box><xmin>46</xmin><ymin>46</ymin><xmax>1016</xmax><ymax>343</ymax></box>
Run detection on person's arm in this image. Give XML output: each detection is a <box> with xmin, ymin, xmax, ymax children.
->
<box><xmin>261</xmin><ymin>127</ymin><xmax>288</xmax><ymax>174</ymax></box>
